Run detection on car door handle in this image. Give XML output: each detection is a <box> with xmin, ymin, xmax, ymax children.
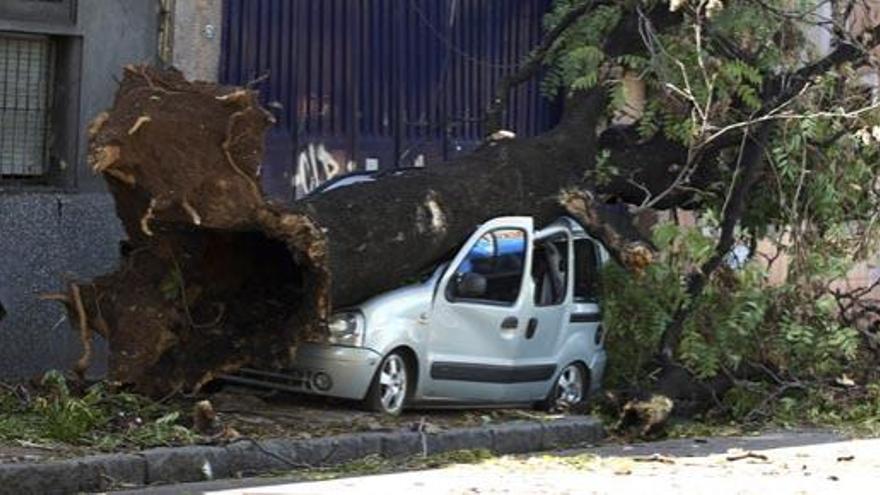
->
<box><xmin>500</xmin><ymin>316</ymin><xmax>519</xmax><ymax>329</ymax></box>
<box><xmin>525</xmin><ymin>318</ymin><xmax>538</xmax><ymax>339</ymax></box>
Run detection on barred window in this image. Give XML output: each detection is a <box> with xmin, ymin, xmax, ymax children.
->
<box><xmin>0</xmin><ymin>34</ymin><xmax>54</xmax><ymax>177</ymax></box>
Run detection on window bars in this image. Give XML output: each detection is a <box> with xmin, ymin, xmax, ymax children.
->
<box><xmin>0</xmin><ymin>33</ymin><xmax>54</xmax><ymax>177</ymax></box>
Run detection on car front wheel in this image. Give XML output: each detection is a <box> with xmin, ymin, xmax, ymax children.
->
<box><xmin>365</xmin><ymin>351</ymin><xmax>410</xmax><ymax>415</ymax></box>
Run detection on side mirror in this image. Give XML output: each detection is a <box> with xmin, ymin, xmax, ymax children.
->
<box><xmin>456</xmin><ymin>272</ymin><xmax>487</xmax><ymax>299</ymax></box>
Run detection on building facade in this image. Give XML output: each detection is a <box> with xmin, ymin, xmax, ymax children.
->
<box><xmin>0</xmin><ymin>0</ymin><xmax>162</xmax><ymax>378</ymax></box>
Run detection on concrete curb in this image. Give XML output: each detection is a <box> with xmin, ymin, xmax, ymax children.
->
<box><xmin>0</xmin><ymin>416</ymin><xmax>604</xmax><ymax>494</ymax></box>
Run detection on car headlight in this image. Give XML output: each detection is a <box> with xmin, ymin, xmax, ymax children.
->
<box><xmin>327</xmin><ymin>311</ymin><xmax>365</xmax><ymax>347</ymax></box>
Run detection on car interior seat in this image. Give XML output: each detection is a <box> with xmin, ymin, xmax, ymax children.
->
<box><xmin>536</xmin><ymin>242</ymin><xmax>565</xmax><ymax>306</ymax></box>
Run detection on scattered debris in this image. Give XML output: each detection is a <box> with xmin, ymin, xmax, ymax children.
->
<box><xmin>835</xmin><ymin>374</ymin><xmax>856</xmax><ymax>388</ymax></box>
<box><xmin>209</xmin><ymin>390</ymin><xmax>268</xmax><ymax>413</ymax></box>
<box><xmin>615</xmin><ymin>394</ymin><xmax>674</xmax><ymax>438</ymax></box>
<box><xmin>633</xmin><ymin>453</ymin><xmax>676</xmax><ymax>464</ymax></box>
<box><xmin>725</xmin><ymin>450</ymin><xmax>770</xmax><ymax>462</ymax></box>
<box><xmin>14</xmin><ymin>440</ymin><xmax>56</xmax><ymax>451</ymax></box>
<box><xmin>611</xmin><ymin>459</ymin><xmax>634</xmax><ymax>476</ymax></box>
<box><xmin>192</xmin><ymin>400</ymin><xmax>219</xmax><ymax>435</ymax></box>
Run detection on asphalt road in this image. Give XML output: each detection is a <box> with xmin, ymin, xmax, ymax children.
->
<box><xmin>121</xmin><ymin>429</ymin><xmax>880</xmax><ymax>495</ymax></box>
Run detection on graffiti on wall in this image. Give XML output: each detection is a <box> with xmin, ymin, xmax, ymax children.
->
<box><xmin>292</xmin><ymin>143</ymin><xmax>357</xmax><ymax>197</ymax></box>
<box><xmin>292</xmin><ymin>142</ymin><xmax>426</xmax><ymax>197</ymax></box>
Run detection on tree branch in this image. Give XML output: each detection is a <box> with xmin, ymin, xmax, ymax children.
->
<box><xmin>658</xmin><ymin>123</ymin><xmax>772</xmax><ymax>362</ymax></box>
<box><xmin>560</xmin><ymin>189</ymin><xmax>655</xmax><ymax>272</ymax></box>
<box><xmin>767</xmin><ymin>21</ymin><xmax>880</xmax><ymax>106</ymax></box>
<box><xmin>485</xmin><ymin>0</ymin><xmax>599</xmax><ymax>135</ymax></box>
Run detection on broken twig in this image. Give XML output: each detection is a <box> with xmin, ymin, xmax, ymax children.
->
<box><xmin>726</xmin><ymin>451</ymin><xmax>769</xmax><ymax>462</ymax></box>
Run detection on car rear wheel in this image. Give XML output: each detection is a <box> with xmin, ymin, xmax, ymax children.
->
<box><xmin>542</xmin><ymin>362</ymin><xmax>588</xmax><ymax>411</ymax></box>
<box><xmin>365</xmin><ymin>351</ymin><xmax>410</xmax><ymax>415</ymax></box>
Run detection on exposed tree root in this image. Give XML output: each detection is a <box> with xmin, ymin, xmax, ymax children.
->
<box><xmin>127</xmin><ymin>116</ymin><xmax>151</xmax><ymax>135</ymax></box>
<box><xmin>69</xmin><ymin>283</ymin><xmax>92</xmax><ymax>378</ymax></box>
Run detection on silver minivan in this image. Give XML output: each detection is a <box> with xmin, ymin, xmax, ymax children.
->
<box><xmin>227</xmin><ymin>216</ymin><xmax>608</xmax><ymax>415</ymax></box>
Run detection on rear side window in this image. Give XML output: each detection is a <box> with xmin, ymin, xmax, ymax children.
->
<box><xmin>532</xmin><ymin>235</ymin><xmax>569</xmax><ymax>306</ymax></box>
<box><xmin>574</xmin><ymin>239</ymin><xmax>600</xmax><ymax>302</ymax></box>
<box><xmin>448</xmin><ymin>228</ymin><xmax>526</xmax><ymax>305</ymax></box>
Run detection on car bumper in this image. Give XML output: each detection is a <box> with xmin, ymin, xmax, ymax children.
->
<box><xmin>284</xmin><ymin>344</ymin><xmax>383</xmax><ymax>400</ymax></box>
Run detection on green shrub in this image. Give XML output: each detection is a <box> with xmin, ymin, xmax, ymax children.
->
<box><xmin>601</xmin><ymin>222</ymin><xmax>771</xmax><ymax>386</ymax></box>
<box><xmin>601</xmin><ymin>221</ymin><xmax>863</xmax><ymax>391</ymax></box>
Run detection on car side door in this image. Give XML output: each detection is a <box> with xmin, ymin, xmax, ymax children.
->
<box><xmin>422</xmin><ymin>217</ymin><xmax>533</xmax><ymax>403</ymax></box>
<box><xmin>507</xmin><ymin>226</ymin><xmax>572</xmax><ymax>401</ymax></box>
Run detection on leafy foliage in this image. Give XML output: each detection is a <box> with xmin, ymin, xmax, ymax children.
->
<box><xmin>543</xmin><ymin>0</ymin><xmax>880</xmax><ymax>179</ymax></box>
<box><xmin>602</xmin><ymin>220</ymin><xmax>864</xmax><ymax>386</ymax></box>
<box><xmin>0</xmin><ymin>371</ymin><xmax>196</xmax><ymax>448</ymax></box>
<box><xmin>541</xmin><ymin>2</ymin><xmax>622</xmax><ymax>95</ymax></box>
<box><xmin>33</xmin><ymin>371</ymin><xmax>108</xmax><ymax>443</ymax></box>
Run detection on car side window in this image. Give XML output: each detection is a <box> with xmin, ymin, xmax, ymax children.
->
<box><xmin>532</xmin><ymin>235</ymin><xmax>569</xmax><ymax>306</ymax></box>
<box><xmin>574</xmin><ymin>239</ymin><xmax>600</xmax><ymax>303</ymax></box>
<box><xmin>448</xmin><ymin>228</ymin><xmax>526</xmax><ymax>305</ymax></box>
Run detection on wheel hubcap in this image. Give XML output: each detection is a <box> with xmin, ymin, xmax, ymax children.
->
<box><xmin>378</xmin><ymin>355</ymin><xmax>407</xmax><ymax>413</ymax></box>
<box><xmin>554</xmin><ymin>365</ymin><xmax>584</xmax><ymax>407</ymax></box>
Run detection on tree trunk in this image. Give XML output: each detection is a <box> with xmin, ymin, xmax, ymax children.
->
<box><xmin>56</xmin><ymin>66</ymin><xmax>652</xmax><ymax>395</ymax></box>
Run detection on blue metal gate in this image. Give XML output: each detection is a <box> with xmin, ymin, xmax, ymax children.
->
<box><xmin>220</xmin><ymin>0</ymin><xmax>559</xmax><ymax>200</ymax></box>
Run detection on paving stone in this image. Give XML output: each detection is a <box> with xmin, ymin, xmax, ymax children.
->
<box><xmin>0</xmin><ymin>460</ymin><xmax>83</xmax><ymax>495</ymax></box>
<box><xmin>490</xmin><ymin>421</ymin><xmax>545</xmax><ymax>454</ymax></box>
<box><xmin>143</xmin><ymin>445</ymin><xmax>230</xmax><ymax>484</ymax></box>
<box><xmin>425</xmin><ymin>426</ymin><xmax>494</xmax><ymax>455</ymax></box>
<box><xmin>226</xmin><ymin>437</ymin><xmax>309</xmax><ymax>475</ymax></box>
<box><xmin>379</xmin><ymin>431</ymin><xmax>423</xmax><ymax>458</ymax></box>
<box><xmin>78</xmin><ymin>453</ymin><xmax>147</xmax><ymax>491</ymax></box>
<box><xmin>307</xmin><ymin>433</ymin><xmax>383</xmax><ymax>465</ymax></box>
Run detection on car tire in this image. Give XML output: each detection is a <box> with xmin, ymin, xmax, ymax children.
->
<box><xmin>364</xmin><ymin>350</ymin><xmax>411</xmax><ymax>416</ymax></box>
<box><xmin>539</xmin><ymin>362</ymin><xmax>589</xmax><ymax>412</ymax></box>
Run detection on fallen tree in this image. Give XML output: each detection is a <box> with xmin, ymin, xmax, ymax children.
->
<box><xmin>53</xmin><ymin>65</ymin><xmax>652</xmax><ymax>394</ymax></box>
